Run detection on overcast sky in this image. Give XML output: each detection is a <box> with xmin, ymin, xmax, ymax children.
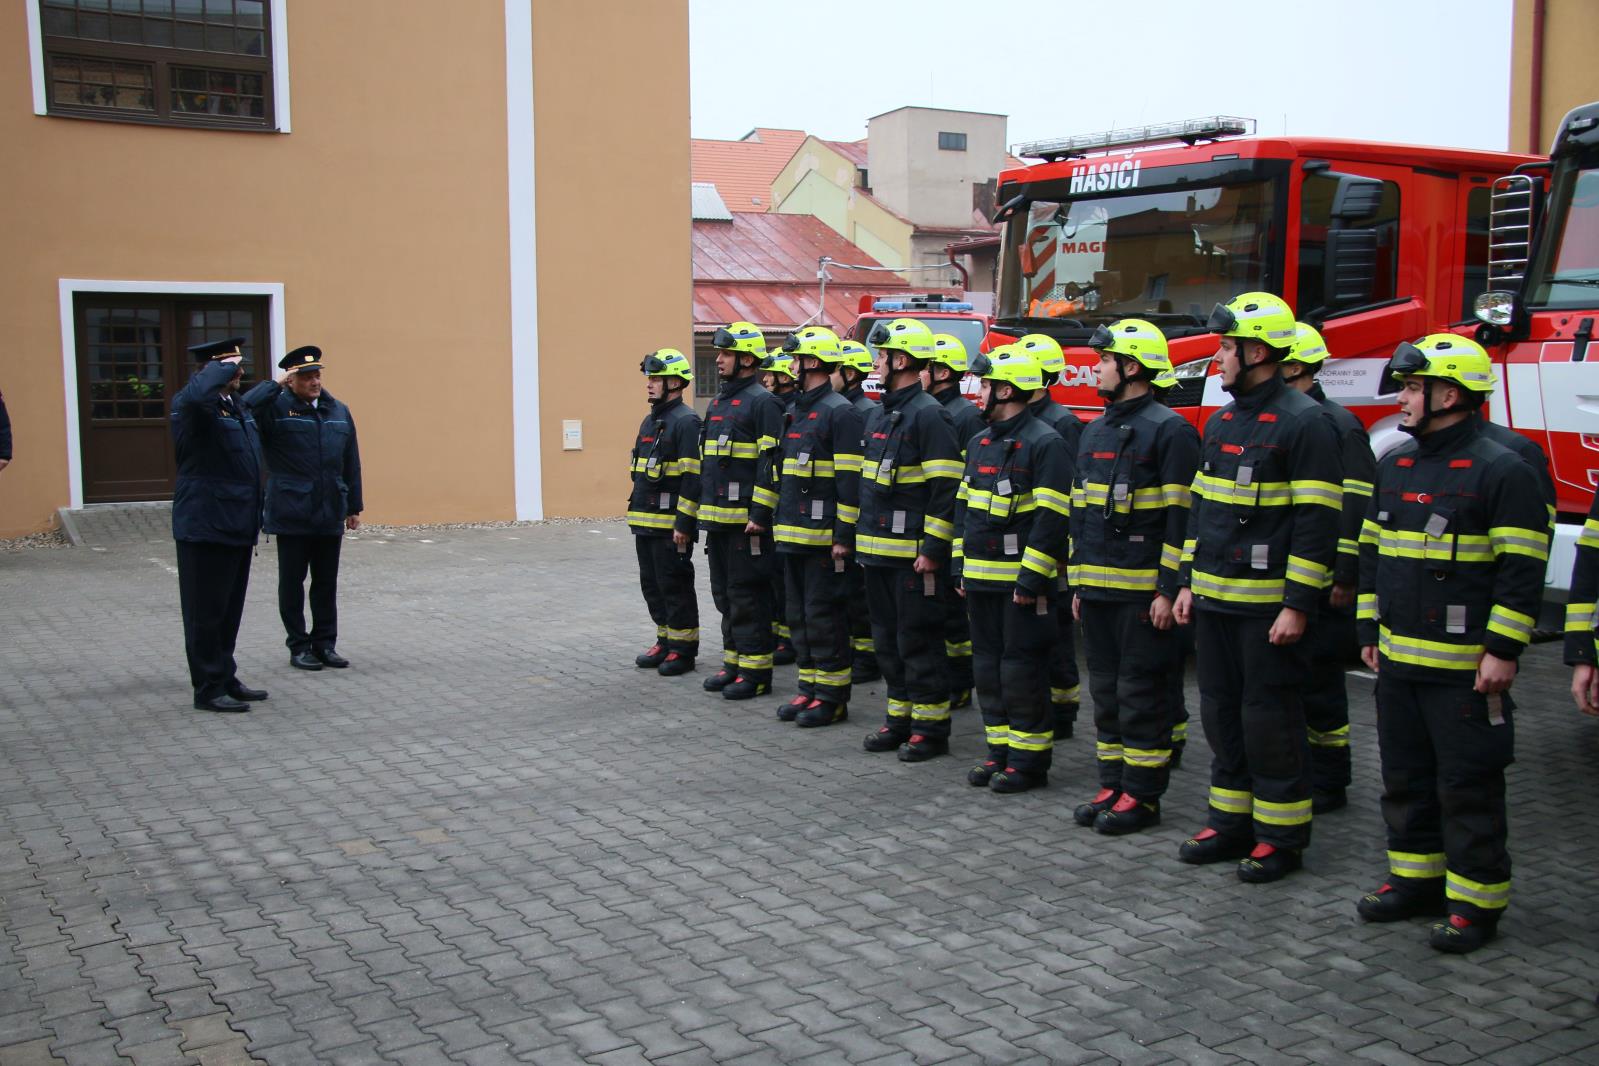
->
<box><xmin>690</xmin><ymin>0</ymin><xmax>1515</xmax><ymax>153</ymax></box>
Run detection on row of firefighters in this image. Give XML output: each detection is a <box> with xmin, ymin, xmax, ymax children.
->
<box><xmin>627</xmin><ymin>292</ymin><xmax>1597</xmax><ymax>956</ymax></box>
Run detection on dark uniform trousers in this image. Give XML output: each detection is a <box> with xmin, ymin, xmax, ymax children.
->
<box><xmin>1375</xmin><ymin>675</ymin><xmax>1514</xmax><ymax>920</ymax></box>
<box><xmin>771</xmin><ymin>567</ymin><xmax>789</xmax><ymax>646</ymax></box>
<box><xmin>1196</xmin><ymin>611</ymin><xmax>1313</xmax><ymax>850</ymax></box>
<box><xmin>177</xmin><ymin>540</ymin><xmax>253</xmax><ymax>701</ymax></box>
<box><xmin>1304</xmin><ymin>599</ymin><xmax>1356</xmax><ymax>791</ymax></box>
<box><xmin>277</xmin><ymin>533</ymin><xmax>343</xmax><ymax>654</ymax></box>
<box><xmin>968</xmin><ymin>590</ymin><xmax>1055</xmax><ymax>774</ymax></box>
<box><xmin>1170</xmin><ymin>623</ymin><xmax>1193</xmax><ymax>752</ymax></box>
<box><xmin>635</xmin><ymin>536</ymin><xmax>699</xmax><ymax>657</ymax></box>
<box><xmin>707</xmin><ymin>529</ymin><xmax>775</xmax><ymax>682</ymax></box>
<box><xmin>784</xmin><ymin>552</ymin><xmax>851</xmax><ymax>704</ymax></box>
<box><xmin>940</xmin><ymin>560</ymin><xmax>973</xmax><ymax>696</ymax></box>
<box><xmin>847</xmin><ymin>564</ymin><xmax>876</xmax><ymax>672</ymax></box>
<box><xmin>1082</xmin><ymin>599</ymin><xmax>1174</xmax><ymax>799</ymax></box>
<box><xmin>1048</xmin><ymin>599</ymin><xmax>1081</xmax><ymax>732</ymax></box>
<box><xmin>865</xmin><ymin>565</ymin><xmax>951</xmax><ymax>739</ymax></box>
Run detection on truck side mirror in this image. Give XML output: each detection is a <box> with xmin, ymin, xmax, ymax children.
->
<box><xmin>1474</xmin><ymin>290</ymin><xmax>1518</xmax><ymax>327</ymax></box>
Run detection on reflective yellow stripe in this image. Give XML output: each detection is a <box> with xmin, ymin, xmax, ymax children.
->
<box><xmin>1096</xmin><ymin>741</ymin><xmax>1124</xmax><ymax>762</ymax></box>
<box><xmin>1343</xmin><ymin>477</ymin><xmax>1374</xmax><ymax>497</ymax></box>
<box><xmin>986</xmin><ymin>724</ymin><xmax>1010</xmax><ymax>745</ymax></box>
<box><xmin>1021</xmin><ymin>546</ymin><xmax>1056</xmax><ymax>578</ymax></box>
<box><xmin>723</xmin><ymin>649</ymin><xmax>738</xmax><ymax>665</ymax></box>
<box><xmin>925</xmin><ymin>516</ymin><xmax>954</xmax><ymax>541</ymax></box>
<box><xmin>1050</xmin><ymin>684</ymin><xmax>1080</xmax><ymax>704</ymax></box>
<box><xmin>963</xmin><ymin>558</ymin><xmax>1024</xmax><ymax>582</ymax></box>
<box><xmin>698</xmin><ymin>504</ymin><xmax>750</xmax><ymax>525</ymax></box>
<box><xmin>678</xmin><ymin>497</ymin><xmax>701</xmax><ymax>517</ymax></box>
<box><xmin>1285</xmin><ymin>554</ymin><xmax>1331</xmax><ymax>589</ymax></box>
<box><xmin>1307</xmin><ymin>725</ymin><xmax>1349</xmax><ymax>749</ymax></box>
<box><xmin>1579</xmin><ymin>517</ymin><xmax>1599</xmax><ymax>550</ymax></box>
<box><xmin>1074</xmin><ymin>482</ymin><xmax>1166</xmax><ymax>511</ymax></box>
<box><xmin>1194</xmin><ymin>473</ymin><xmax>1293</xmax><ymax>506</ymax></box>
<box><xmin>1122</xmin><ymin>747</ymin><xmax>1169</xmax><ymax>768</ymax></box>
<box><xmin>887</xmin><ymin>699</ymin><xmax>912</xmax><ymax>718</ymax></box>
<box><xmin>1181</xmin><ymin>538</ymin><xmax>1197</xmax><ymax>564</ymax></box>
<box><xmin>835</xmin><ymin>452</ymin><xmax>863</xmax><ymax>473</ymax></box>
<box><xmin>1191</xmin><ymin>570</ymin><xmax>1285</xmax><ymax>604</ymax></box>
<box><xmin>1388</xmin><ymin>850</ymin><xmax>1446</xmax><ymax>880</ymax></box>
<box><xmin>1209</xmin><ymin>786</ymin><xmax>1251</xmax><ymax>815</ymax></box>
<box><xmin>704</xmin><ymin>440</ymin><xmax>760</xmax><ymax>459</ymax></box>
<box><xmin>797</xmin><ymin>667</ymin><xmax>817</xmax><ymax>684</ymax></box>
<box><xmin>666</xmin><ymin>627</ymin><xmax>698</xmax><ymax>642</ymax></box>
<box><xmin>851</xmin><ymin>637</ymin><xmax>874</xmax><ymax>652</ymax></box>
<box><xmin>774</xmin><ymin>525</ymin><xmax>833</xmax><ymax>547</ymax></box>
<box><xmin>1377</xmin><ymin>529</ymin><xmax>1495</xmax><ymax>563</ymax></box>
<box><xmin>1357</xmin><ymin>592</ymin><xmax>1377</xmax><ymax>620</ymax></box>
<box><xmin>737</xmin><ymin>653</ymin><xmax>772</xmax><ymax>671</ymax></box>
<box><xmin>921</xmin><ymin>458</ymin><xmax>964</xmax><ymax>479</ymax></box>
<box><xmin>1007</xmin><ymin>729</ymin><xmax>1053</xmax><ymax>752</ymax></box>
<box><xmin>1290</xmin><ymin>479</ymin><xmax>1342</xmax><ymax>509</ymax></box>
<box><xmin>837</xmin><ymin>504</ymin><xmax>860</xmax><ymax>524</ymax></box>
<box><xmin>1160</xmin><ymin>543</ymin><xmax>1183</xmax><ymax>570</ymax></box>
<box><xmin>945</xmin><ymin>641</ymin><xmax>972</xmax><ymax>658</ymax></box>
<box><xmin>857</xmin><ymin>534</ymin><xmax>919</xmax><ymax>559</ymax></box>
<box><xmin>1337</xmin><ymin>537</ymin><xmax>1359</xmax><ymax>557</ymax></box>
<box><xmin>1486</xmin><ymin>604</ymin><xmax>1535</xmax><ymax>643</ymax></box>
<box><xmin>813</xmin><ymin>668</ymin><xmax>851</xmax><ymax>686</ymax></box>
<box><xmin>911</xmin><ymin>701</ymin><xmax>950</xmax><ymax>722</ymax></box>
<box><xmin>1073</xmin><ymin>564</ymin><xmax>1157</xmax><ymax>592</ymax></box>
<box><xmin>781</xmin><ymin>458</ymin><xmax>837</xmax><ymax>476</ymax></box>
<box><xmin>626</xmin><ymin>511</ymin><xmax>676</xmax><ymax>530</ymax></box>
<box><xmin>752</xmin><ymin>486</ymin><xmax>779</xmax><ymax>508</ymax></box>
<box><xmin>756</xmin><ymin>434</ymin><xmax>779</xmax><ymax>451</ymax></box>
<box><xmin>1033</xmin><ymin>486</ymin><xmax>1072</xmax><ymax>516</ymax></box>
<box><xmin>1253</xmin><ymin>796</ymin><xmax>1312</xmax><ymax>826</ymax></box>
<box><xmin>1565</xmin><ymin>601</ymin><xmax>1597</xmax><ymax>635</ymax></box>
<box><xmin>655</xmin><ymin>624</ymin><xmax>667</xmax><ymax>638</ymax></box>
<box><xmin>1161</xmin><ymin>483</ymin><xmax>1192</xmax><ymax>506</ymax></box>
<box><xmin>965</xmin><ymin>488</ymin><xmax>1038</xmax><ymax>518</ymax></box>
<box><xmin>1378</xmin><ymin>626</ymin><xmax>1482</xmax><ymax>670</ymax></box>
<box><xmin>1445</xmin><ymin>870</ymin><xmax>1510</xmax><ymax>910</ymax></box>
<box><xmin>1359</xmin><ymin>518</ymin><xmax>1381</xmax><ymax>546</ymax></box>
<box><xmin>1172</xmin><ymin>721</ymin><xmax>1187</xmax><ymax>742</ymax></box>
<box><xmin>1489</xmin><ymin>525</ymin><xmax>1549</xmax><ymax>561</ymax></box>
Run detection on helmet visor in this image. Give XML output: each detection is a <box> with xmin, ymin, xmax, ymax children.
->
<box><xmin>1387</xmin><ymin>341</ymin><xmax>1430</xmax><ymax>378</ymax></box>
<box><xmin>866</xmin><ymin>323</ymin><xmax>893</xmax><ymax>348</ymax></box>
<box><xmin>640</xmin><ymin>355</ymin><xmax>667</xmax><ymax>374</ymax></box>
<box><xmin>968</xmin><ymin>352</ymin><xmax>994</xmax><ymax>378</ymax></box>
<box><xmin>711</xmin><ymin>327</ymin><xmax>740</xmax><ymax>350</ymax></box>
<box><xmin>781</xmin><ymin>333</ymin><xmax>802</xmax><ymax>353</ymax></box>
<box><xmin>1086</xmin><ymin>324</ymin><xmax>1115</xmax><ymax>351</ymax></box>
<box><xmin>1206</xmin><ymin>304</ymin><xmax>1239</xmax><ymax>334</ymax></box>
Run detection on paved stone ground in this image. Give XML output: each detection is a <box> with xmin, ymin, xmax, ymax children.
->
<box><xmin>2</xmin><ymin>520</ymin><xmax>1597</xmax><ymax>1066</ymax></box>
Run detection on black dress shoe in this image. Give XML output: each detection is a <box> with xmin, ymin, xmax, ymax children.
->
<box><xmin>195</xmin><ymin>694</ymin><xmax>251</xmax><ymax>713</ymax></box>
<box><xmin>226</xmin><ymin>682</ymin><xmax>269</xmax><ymax>702</ymax></box>
<box><xmin>313</xmin><ymin>648</ymin><xmax>350</xmax><ymax>668</ymax></box>
<box><xmin>290</xmin><ymin>651</ymin><xmax>324</xmax><ymax>671</ymax></box>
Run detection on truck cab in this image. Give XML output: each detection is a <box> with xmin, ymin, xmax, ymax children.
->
<box><xmin>847</xmin><ymin>293</ymin><xmax>999</xmax><ymax>401</ymax></box>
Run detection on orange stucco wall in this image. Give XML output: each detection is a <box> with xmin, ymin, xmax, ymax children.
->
<box><xmin>531</xmin><ymin>0</ymin><xmax>692</xmax><ymax>517</ymax></box>
<box><xmin>1510</xmin><ymin>0</ymin><xmax>1599</xmax><ymax>155</ymax></box>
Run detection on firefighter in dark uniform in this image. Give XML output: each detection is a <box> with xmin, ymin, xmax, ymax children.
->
<box><xmin>835</xmin><ymin>340</ymin><xmax>881</xmax><ymax>685</ymax></box>
<box><xmin>1017</xmin><ymin>333</ymin><xmax>1085</xmax><ymax>739</ymax></box>
<box><xmin>858</xmin><ymin>318</ymin><xmax>964</xmax><ymax>760</ymax></box>
<box><xmin>1172</xmin><ymin>292</ymin><xmax>1341</xmax><ymax>883</ymax></box>
<box><xmin>242</xmin><ymin>346</ymin><xmax>363</xmax><ymax>671</ymax></box>
<box><xmin>1068</xmin><ymin>320</ymin><xmax>1199</xmax><ymax>833</ymax></box>
<box><xmin>624</xmin><ymin>348</ymin><xmax>701</xmax><ymax>677</ymax></box>
<box><xmin>1150</xmin><ymin>370</ymin><xmax>1193</xmax><ymax>770</ymax></box>
<box><xmin>673</xmin><ymin>322</ymin><xmax>784</xmax><ymax>700</ymax></box>
<box><xmin>954</xmin><ymin>345</ymin><xmax>1074</xmax><ymax>792</ymax></box>
<box><xmin>1567</xmin><ymin>486</ymin><xmax>1599</xmax><ymax>718</ymax></box>
<box><xmin>925</xmin><ymin>334</ymin><xmax>987</xmax><ymax>710</ymax></box>
<box><xmin>771</xmin><ymin>327</ymin><xmax>865</xmax><ymax>727</ymax></box>
<box><xmin>1356</xmin><ymin>335</ymin><xmax>1548</xmax><ymax>953</ymax></box>
<box><xmin>1277</xmin><ymin>323</ymin><xmax>1376</xmax><ymax>813</ymax></box>
<box><xmin>170</xmin><ymin>337</ymin><xmax>266</xmax><ymax>712</ymax></box>
<box><xmin>762</xmin><ymin>345</ymin><xmax>802</xmax><ymax>666</ymax></box>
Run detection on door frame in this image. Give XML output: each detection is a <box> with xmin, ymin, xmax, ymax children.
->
<box><xmin>57</xmin><ymin>279</ymin><xmax>286</xmax><ymax>510</ymax></box>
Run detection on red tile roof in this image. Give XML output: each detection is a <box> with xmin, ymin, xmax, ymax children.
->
<box><xmin>690</xmin><ymin>127</ymin><xmax>808</xmax><ymax>213</ymax></box>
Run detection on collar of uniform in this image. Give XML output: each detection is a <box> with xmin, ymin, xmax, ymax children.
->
<box><xmin>649</xmin><ymin>394</ymin><xmax>683</xmax><ymax>416</ymax></box>
<box><xmin>1027</xmin><ymin>394</ymin><xmax>1056</xmax><ymax>416</ymax></box>
<box><xmin>1230</xmin><ymin>371</ymin><xmax>1285</xmax><ymax>411</ymax></box>
<box><xmin>930</xmin><ymin>382</ymin><xmax>962</xmax><ymax>405</ymax></box>
<box><xmin>289</xmin><ymin>387</ymin><xmax>334</xmax><ymax>412</ymax></box>
<box><xmin>880</xmin><ymin>380</ymin><xmax>924</xmax><ymax>411</ymax></box>
<box><xmin>1307</xmin><ymin>380</ymin><xmax>1328</xmax><ymax>404</ymax></box>
<box><xmin>985</xmin><ymin>406</ymin><xmax>1032</xmax><ymax>438</ymax></box>
<box><xmin>717</xmin><ymin>373</ymin><xmax>760</xmax><ymax>399</ymax></box>
<box><xmin>793</xmin><ymin>380</ymin><xmax>832</xmax><ymax>411</ymax></box>
<box><xmin>843</xmin><ymin>384</ymin><xmax>865</xmax><ymax>403</ymax></box>
<box><xmin>1105</xmin><ymin>391</ymin><xmax>1155</xmax><ymax>420</ymax></box>
<box><xmin>1416</xmin><ymin>414</ymin><xmax>1481</xmax><ymax>455</ymax></box>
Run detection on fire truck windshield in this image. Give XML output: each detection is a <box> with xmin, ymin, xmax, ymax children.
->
<box><xmin>851</xmin><ymin>315</ymin><xmax>987</xmax><ymax>357</ymax></box>
<box><xmin>997</xmin><ymin>179</ymin><xmax>1278</xmax><ymax>331</ymax></box>
<box><xmin>1529</xmin><ymin>164</ymin><xmax>1599</xmax><ymax>309</ymax></box>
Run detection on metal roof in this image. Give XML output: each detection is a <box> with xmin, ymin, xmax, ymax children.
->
<box><xmin>690</xmin><ymin>182</ymin><xmax>732</xmax><ymax>221</ymax></box>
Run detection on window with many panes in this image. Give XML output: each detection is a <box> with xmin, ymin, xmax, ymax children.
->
<box><xmin>40</xmin><ymin>0</ymin><xmax>274</xmax><ymax>129</ymax></box>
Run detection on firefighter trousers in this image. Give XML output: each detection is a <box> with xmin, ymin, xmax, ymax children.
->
<box><xmin>1305</xmin><ymin>604</ymin><xmax>1356</xmax><ymax>792</ymax></box>
<box><xmin>1081</xmin><ymin>599</ymin><xmax>1174</xmax><ymax>800</ymax></box>
<box><xmin>782</xmin><ymin>550</ymin><xmax>851</xmax><ymax>705</ymax></box>
<box><xmin>1376</xmin><ymin>672</ymin><xmax>1514</xmax><ymax>921</ymax></box>
<box><xmin>705</xmin><ymin>529</ymin><xmax>774</xmax><ymax>682</ymax></box>
<box><xmin>1170</xmin><ymin>622</ymin><xmax>1193</xmax><ymax>751</ymax></box>
<box><xmin>635</xmin><ymin>535</ymin><xmax>699</xmax><ymax>657</ymax></box>
<box><xmin>1048</xmin><ymin>581</ymin><xmax>1081</xmax><ymax>730</ymax></box>
<box><xmin>846</xmin><ymin>561</ymin><xmax>878</xmax><ymax>674</ymax></box>
<box><xmin>967</xmin><ymin>589</ymin><xmax>1055</xmax><ymax>774</ymax></box>
<box><xmin>864</xmin><ymin>565</ymin><xmax>951</xmax><ymax>739</ymax></box>
<box><xmin>940</xmin><ymin>558</ymin><xmax>973</xmax><ymax>697</ymax></box>
<box><xmin>1195</xmin><ymin>610</ymin><xmax>1313</xmax><ymax>850</ymax></box>
<box><xmin>771</xmin><ymin>564</ymin><xmax>789</xmax><ymax>645</ymax></box>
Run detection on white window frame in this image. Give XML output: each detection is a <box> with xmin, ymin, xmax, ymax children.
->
<box><xmin>27</xmin><ymin>0</ymin><xmax>293</xmax><ymax>133</ymax></box>
<box><xmin>57</xmin><ymin>279</ymin><xmax>287</xmax><ymax>510</ymax></box>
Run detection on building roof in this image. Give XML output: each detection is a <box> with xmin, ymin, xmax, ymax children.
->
<box><xmin>690</xmin><ymin>182</ymin><xmax>732</xmax><ymax>221</ymax></box>
<box><xmin>689</xmin><ymin>127</ymin><xmax>808</xmax><ymax>213</ymax></box>
<box><xmin>867</xmin><ymin>105</ymin><xmax>1008</xmax><ymax>121</ymax></box>
<box><xmin>824</xmin><ymin>138</ymin><xmax>869</xmax><ymax>167</ymax></box>
<box><xmin>693</xmin><ymin>212</ymin><xmax>909</xmax><ymax>331</ymax></box>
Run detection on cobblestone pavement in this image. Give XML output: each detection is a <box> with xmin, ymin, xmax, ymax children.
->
<box><xmin>2</xmin><ymin>521</ymin><xmax>1597</xmax><ymax>1065</ymax></box>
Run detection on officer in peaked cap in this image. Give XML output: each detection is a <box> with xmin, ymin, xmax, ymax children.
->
<box><xmin>243</xmin><ymin>344</ymin><xmax>364</xmax><ymax>671</ymax></box>
<box><xmin>171</xmin><ymin>336</ymin><xmax>266</xmax><ymax>712</ymax></box>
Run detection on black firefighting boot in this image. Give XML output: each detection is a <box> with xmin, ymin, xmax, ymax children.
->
<box><xmin>862</xmin><ymin>725</ymin><xmax>910</xmax><ymax>753</ymax></box>
<box><xmin>949</xmin><ymin>689</ymin><xmax>972</xmax><ymax>711</ymax></box>
<box><xmin>1177</xmin><ymin>827</ymin><xmax>1255</xmax><ymax>865</ymax></box>
<box><xmin>657</xmin><ymin>651</ymin><xmax>695</xmax><ymax>677</ymax></box>
<box><xmin>1095</xmin><ymin>793</ymin><xmax>1160</xmax><ymax>836</ymax></box>
<box><xmin>967</xmin><ymin>747</ymin><xmax>1006</xmax><ymax>787</ymax></box>
<box><xmin>1356</xmin><ymin>880</ymin><xmax>1446</xmax><ymax>923</ymax></box>
<box><xmin>636</xmin><ymin>643</ymin><xmax>668</xmax><ymax>669</ymax></box>
<box><xmin>773</xmin><ymin>639</ymin><xmax>797</xmax><ymax>667</ymax></box>
<box><xmin>703</xmin><ymin>659</ymin><xmax>736</xmax><ymax>692</ymax></box>
<box><xmin>1237</xmin><ymin>843</ymin><xmax>1303</xmax><ymax>884</ymax></box>
<box><xmin>776</xmin><ymin>694</ymin><xmax>809</xmax><ymax>721</ymax></box>
<box><xmin>1430</xmin><ymin>912</ymin><xmax>1499</xmax><ymax>954</ymax></box>
<box><xmin>989</xmin><ymin>765</ymin><xmax>1047</xmax><ymax>793</ymax></box>
<box><xmin>721</xmin><ymin>674</ymin><xmax>771</xmax><ymax>701</ymax></box>
<box><xmin>1074</xmin><ymin>788</ymin><xmax>1121</xmax><ymax>827</ymax></box>
<box><xmin>897</xmin><ymin>734</ymin><xmax>949</xmax><ymax>762</ymax></box>
<box><xmin>1312</xmin><ymin>787</ymin><xmax>1347</xmax><ymax>814</ymax></box>
<box><xmin>796</xmin><ymin>699</ymin><xmax>847</xmax><ymax>728</ymax></box>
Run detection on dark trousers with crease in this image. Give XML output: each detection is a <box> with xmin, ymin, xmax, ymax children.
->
<box><xmin>635</xmin><ymin>535</ymin><xmax>699</xmax><ymax>656</ymax></box>
<box><xmin>277</xmin><ymin>533</ymin><xmax>342</xmax><ymax>654</ymax></box>
<box><xmin>968</xmin><ymin>588</ymin><xmax>1055</xmax><ymax>774</ymax></box>
<box><xmin>1305</xmin><ymin>603</ymin><xmax>1356</xmax><ymax>792</ymax></box>
<box><xmin>1196</xmin><ymin>609</ymin><xmax>1313</xmax><ymax>851</ymax></box>
<box><xmin>176</xmin><ymin>539</ymin><xmax>252</xmax><ymax>701</ymax></box>
<box><xmin>865</xmin><ymin>564</ymin><xmax>950</xmax><ymax>739</ymax></box>
<box><xmin>706</xmin><ymin>529</ymin><xmax>774</xmax><ymax>681</ymax></box>
<box><xmin>783</xmin><ymin>550</ymin><xmax>851</xmax><ymax>704</ymax></box>
<box><xmin>1048</xmin><ymin>583</ymin><xmax>1081</xmax><ymax>728</ymax></box>
<box><xmin>846</xmin><ymin>561</ymin><xmax>877</xmax><ymax>673</ymax></box>
<box><xmin>939</xmin><ymin>558</ymin><xmax>973</xmax><ymax>696</ymax></box>
<box><xmin>1081</xmin><ymin>599</ymin><xmax>1174</xmax><ymax>799</ymax></box>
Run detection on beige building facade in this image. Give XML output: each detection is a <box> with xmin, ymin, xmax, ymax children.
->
<box><xmin>0</xmin><ymin>0</ymin><xmax>690</xmax><ymax>538</ymax></box>
<box><xmin>1510</xmin><ymin>0</ymin><xmax>1599</xmax><ymax>154</ymax></box>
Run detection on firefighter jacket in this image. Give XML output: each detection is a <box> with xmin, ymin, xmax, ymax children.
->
<box><xmin>676</xmin><ymin>373</ymin><xmax>783</xmax><ymax>535</ymax></box>
<box><xmin>627</xmin><ymin>396</ymin><xmax>701</xmax><ymax>537</ymax></box>
<box><xmin>932</xmin><ymin>384</ymin><xmax>986</xmax><ymax>459</ymax></box>
<box><xmin>1180</xmin><ymin>374</ymin><xmax>1341</xmax><ymax>616</ymax></box>
<box><xmin>1564</xmin><ymin>486</ymin><xmax>1599</xmax><ymax>666</ymax></box>
<box><xmin>1477</xmin><ymin>414</ymin><xmax>1556</xmax><ymax>530</ymax></box>
<box><xmin>843</xmin><ymin>383</ymin><xmax>878</xmax><ymax>423</ymax></box>
<box><xmin>857</xmin><ymin>382</ymin><xmax>963</xmax><ymax>567</ymax></box>
<box><xmin>1357</xmin><ymin>417</ymin><xmax>1549</xmax><ymax>680</ymax></box>
<box><xmin>170</xmin><ymin>360</ymin><xmax>263</xmax><ymax>546</ymax></box>
<box><xmin>1069</xmin><ymin>392</ymin><xmax>1199</xmax><ymax>603</ymax></box>
<box><xmin>1029</xmin><ymin>395</ymin><xmax>1084</xmax><ymax>457</ymax></box>
<box><xmin>243</xmin><ymin>381</ymin><xmax>363</xmax><ymax>537</ymax></box>
<box><xmin>951</xmin><ymin>407</ymin><xmax>1073</xmax><ymax>597</ymax></box>
<box><xmin>773</xmin><ymin>382</ymin><xmax>864</xmax><ymax>553</ymax></box>
<box><xmin>1308</xmin><ymin>382</ymin><xmax>1377</xmax><ymax>587</ymax></box>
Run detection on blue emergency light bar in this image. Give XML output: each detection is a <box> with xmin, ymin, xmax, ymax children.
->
<box><xmin>873</xmin><ymin>299</ymin><xmax>974</xmax><ymax>313</ymax></box>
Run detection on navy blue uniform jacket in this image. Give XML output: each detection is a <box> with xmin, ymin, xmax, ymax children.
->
<box><xmin>170</xmin><ymin>361</ymin><xmax>263</xmax><ymax>546</ymax></box>
<box><xmin>243</xmin><ymin>380</ymin><xmax>363</xmax><ymax>537</ymax></box>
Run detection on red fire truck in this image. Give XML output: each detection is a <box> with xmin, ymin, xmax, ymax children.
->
<box><xmin>989</xmin><ymin>116</ymin><xmax>1538</xmax><ymax>428</ymax></box>
<box><xmin>846</xmin><ymin>293</ymin><xmax>1001</xmax><ymax>399</ymax></box>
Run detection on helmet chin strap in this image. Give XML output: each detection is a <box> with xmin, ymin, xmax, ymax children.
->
<box><xmin>1398</xmin><ymin>381</ymin><xmax>1473</xmax><ymax>436</ymax></box>
<box><xmin>982</xmin><ymin>383</ymin><xmax>1020</xmax><ymax>421</ymax></box>
<box><xmin>1222</xmin><ymin>344</ymin><xmax>1278</xmax><ymax>395</ymax></box>
<box><xmin>1096</xmin><ymin>356</ymin><xmax>1138</xmax><ymax>402</ymax></box>
<box><xmin>650</xmin><ymin>379</ymin><xmax>686</xmax><ymax>407</ymax></box>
